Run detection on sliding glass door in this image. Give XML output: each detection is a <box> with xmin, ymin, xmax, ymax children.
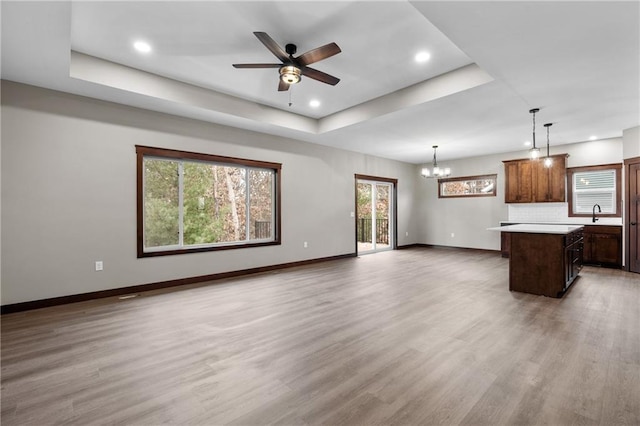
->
<box><xmin>356</xmin><ymin>177</ymin><xmax>395</xmax><ymax>254</ymax></box>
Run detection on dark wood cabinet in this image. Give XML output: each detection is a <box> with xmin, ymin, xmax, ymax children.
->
<box><xmin>583</xmin><ymin>225</ymin><xmax>622</xmax><ymax>268</ymax></box>
<box><xmin>503</xmin><ymin>154</ymin><xmax>567</xmax><ymax>203</ymax></box>
<box><xmin>534</xmin><ymin>155</ymin><xmax>566</xmax><ymax>202</ymax></box>
<box><xmin>504</xmin><ymin>160</ymin><xmax>533</xmax><ymax>203</ymax></box>
<box><xmin>565</xmin><ymin>229</ymin><xmax>584</xmax><ymax>285</ymax></box>
<box><xmin>501</xmin><ymin>232</ymin><xmax>511</xmax><ymax>258</ymax></box>
<box><xmin>509</xmin><ymin>228</ymin><xmax>583</xmax><ymax>297</ymax></box>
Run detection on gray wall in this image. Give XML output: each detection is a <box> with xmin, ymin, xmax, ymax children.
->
<box><xmin>1</xmin><ymin>81</ymin><xmax>418</xmax><ymax>305</ymax></box>
<box><xmin>0</xmin><ymin>81</ymin><xmax>629</xmax><ymax>305</ymax></box>
<box><xmin>623</xmin><ymin>126</ymin><xmax>640</xmax><ymax>159</ymax></box>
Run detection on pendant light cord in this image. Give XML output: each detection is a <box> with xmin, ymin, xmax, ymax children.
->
<box><xmin>546</xmin><ymin>125</ymin><xmax>550</xmax><ymax>157</ymax></box>
<box><xmin>532</xmin><ymin>109</ymin><xmax>537</xmax><ymax>149</ymax></box>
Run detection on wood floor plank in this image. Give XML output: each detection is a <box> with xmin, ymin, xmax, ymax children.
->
<box><xmin>1</xmin><ymin>247</ymin><xmax>639</xmax><ymax>425</ymax></box>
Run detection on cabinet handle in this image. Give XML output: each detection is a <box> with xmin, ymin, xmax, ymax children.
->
<box><xmin>631</xmin><ymin>222</ymin><xmax>637</xmax><ymax>226</ymax></box>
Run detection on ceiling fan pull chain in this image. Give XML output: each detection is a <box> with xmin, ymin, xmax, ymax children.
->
<box><xmin>288</xmin><ymin>87</ymin><xmax>293</xmax><ymax>107</ymax></box>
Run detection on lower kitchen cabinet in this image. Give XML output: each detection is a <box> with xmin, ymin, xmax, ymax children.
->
<box><xmin>583</xmin><ymin>225</ymin><xmax>622</xmax><ymax>268</ymax></box>
<box><xmin>501</xmin><ymin>232</ymin><xmax>511</xmax><ymax>258</ymax></box>
<box><xmin>508</xmin><ymin>227</ymin><xmax>584</xmax><ymax>298</ymax></box>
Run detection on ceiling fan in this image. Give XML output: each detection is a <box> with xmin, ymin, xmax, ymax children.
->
<box><xmin>233</xmin><ymin>32</ymin><xmax>341</xmax><ymax>91</ymax></box>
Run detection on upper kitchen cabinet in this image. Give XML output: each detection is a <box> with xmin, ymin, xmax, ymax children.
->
<box><xmin>534</xmin><ymin>154</ymin><xmax>567</xmax><ymax>202</ymax></box>
<box><xmin>504</xmin><ymin>160</ymin><xmax>533</xmax><ymax>203</ymax></box>
<box><xmin>503</xmin><ymin>154</ymin><xmax>567</xmax><ymax>203</ymax></box>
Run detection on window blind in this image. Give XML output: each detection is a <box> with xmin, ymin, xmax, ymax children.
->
<box><xmin>573</xmin><ymin>170</ymin><xmax>616</xmax><ymax>214</ymax></box>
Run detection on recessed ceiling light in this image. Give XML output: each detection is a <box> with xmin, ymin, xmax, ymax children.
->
<box><xmin>134</xmin><ymin>40</ymin><xmax>152</xmax><ymax>54</ymax></box>
<box><xmin>309</xmin><ymin>99</ymin><xmax>320</xmax><ymax>108</ymax></box>
<box><xmin>524</xmin><ymin>140</ymin><xmax>531</xmax><ymax>146</ymax></box>
<box><xmin>589</xmin><ymin>135</ymin><xmax>597</xmax><ymax>141</ymax></box>
<box><xmin>415</xmin><ymin>51</ymin><xmax>431</xmax><ymax>63</ymax></box>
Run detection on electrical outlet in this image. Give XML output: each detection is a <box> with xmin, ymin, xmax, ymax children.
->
<box><xmin>303</xmin><ymin>241</ymin><xmax>308</xmax><ymax>248</ymax></box>
<box><xmin>95</xmin><ymin>261</ymin><xmax>103</xmax><ymax>271</ymax></box>
<box><xmin>451</xmin><ymin>233</ymin><xmax>455</xmax><ymax>238</ymax></box>
<box><xmin>405</xmin><ymin>232</ymin><xmax>409</xmax><ymax>237</ymax></box>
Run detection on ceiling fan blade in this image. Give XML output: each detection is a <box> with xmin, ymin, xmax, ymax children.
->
<box><xmin>297</xmin><ymin>42</ymin><xmax>341</xmax><ymax>66</ymax></box>
<box><xmin>301</xmin><ymin>67</ymin><xmax>340</xmax><ymax>86</ymax></box>
<box><xmin>278</xmin><ymin>79</ymin><xmax>290</xmax><ymax>92</ymax></box>
<box><xmin>233</xmin><ymin>63</ymin><xmax>282</xmax><ymax>69</ymax></box>
<box><xmin>254</xmin><ymin>32</ymin><xmax>289</xmax><ymax>63</ymax></box>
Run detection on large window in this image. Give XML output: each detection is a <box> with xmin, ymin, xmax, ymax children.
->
<box><xmin>136</xmin><ymin>146</ymin><xmax>281</xmax><ymax>257</ymax></box>
<box><xmin>567</xmin><ymin>163</ymin><xmax>621</xmax><ymax>217</ymax></box>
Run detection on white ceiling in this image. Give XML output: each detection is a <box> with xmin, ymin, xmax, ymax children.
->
<box><xmin>2</xmin><ymin>1</ymin><xmax>639</xmax><ymax>164</ymax></box>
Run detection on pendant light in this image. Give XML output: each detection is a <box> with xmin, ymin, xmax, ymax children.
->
<box><xmin>543</xmin><ymin>123</ymin><xmax>553</xmax><ymax>168</ymax></box>
<box><xmin>421</xmin><ymin>145</ymin><xmax>451</xmax><ymax>178</ymax></box>
<box><xmin>529</xmin><ymin>108</ymin><xmax>540</xmax><ymax>159</ymax></box>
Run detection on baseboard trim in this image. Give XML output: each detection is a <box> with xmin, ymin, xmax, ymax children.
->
<box><xmin>1</xmin><ymin>253</ymin><xmax>357</xmax><ymax>315</ymax></box>
<box><xmin>397</xmin><ymin>243</ymin><xmax>429</xmax><ymax>249</ymax></box>
<box><xmin>401</xmin><ymin>243</ymin><xmax>500</xmax><ymax>255</ymax></box>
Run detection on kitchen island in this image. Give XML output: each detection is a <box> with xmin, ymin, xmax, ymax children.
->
<box><xmin>488</xmin><ymin>224</ymin><xmax>584</xmax><ymax>297</ymax></box>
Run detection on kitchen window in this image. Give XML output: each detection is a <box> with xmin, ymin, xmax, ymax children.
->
<box><xmin>136</xmin><ymin>145</ymin><xmax>281</xmax><ymax>257</ymax></box>
<box><xmin>567</xmin><ymin>163</ymin><xmax>621</xmax><ymax>217</ymax></box>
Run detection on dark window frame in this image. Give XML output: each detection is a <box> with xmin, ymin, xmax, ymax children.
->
<box><xmin>437</xmin><ymin>174</ymin><xmax>497</xmax><ymax>198</ymax></box>
<box><xmin>136</xmin><ymin>145</ymin><xmax>282</xmax><ymax>258</ymax></box>
<box><xmin>566</xmin><ymin>163</ymin><xmax>622</xmax><ymax>218</ymax></box>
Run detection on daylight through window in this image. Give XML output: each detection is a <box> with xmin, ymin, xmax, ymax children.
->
<box><xmin>567</xmin><ymin>163</ymin><xmax>621</xmax><ymax>217</ymax></box>
<box><xmin>438</xmin><ymin>174</ymin><xmax>497</xmax><ymax>198</ymax></box>
<box><xmin>136</xmin><ymin>146</ymin><xmax>281</xmax><ymax>257</ymax></box>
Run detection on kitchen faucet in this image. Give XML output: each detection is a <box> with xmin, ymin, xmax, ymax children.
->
<box><xmin>592</xmin><ymin>204</ymin><xmax>601</xmax><ymax>223</ymax></box>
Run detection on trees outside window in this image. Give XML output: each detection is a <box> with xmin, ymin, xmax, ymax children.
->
<box><xmin>136</xmin><ymin>146</ymin><xmax>281</xmax><ymax>257</ymax></box>
<box><xmin>437</xmin><ymin>174</ymin><xmax>497</xmax><ymax>198</ymax></box>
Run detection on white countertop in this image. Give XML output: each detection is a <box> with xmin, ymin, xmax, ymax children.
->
<box><xmin>499</xmin><ymin>220</ymin><xmax>621</xmax><ymax>227</ymax></box>
<box><xmin>487</xmin><ymin>224</ymin><xmax>584</xmax><ymax>234</ymax></box>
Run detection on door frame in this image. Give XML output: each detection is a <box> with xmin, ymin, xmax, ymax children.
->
<box><xmin>624</xmin><ymin>156</ymin><xmax>640</xmax><ymax>273</ymax></box>
<box><xmin>354</xmin><ymin>174</ymin><xmax>398</xmax><ymax>256</ymax></box>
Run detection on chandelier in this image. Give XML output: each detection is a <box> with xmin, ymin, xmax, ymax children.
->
<box><xmin>421</xmin><ymin>145</ymin><xmax>451</xmax><ymax>178</ymax></box>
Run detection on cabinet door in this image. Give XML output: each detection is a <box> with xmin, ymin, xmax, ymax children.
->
<box><xmin>505</xmin><ymin>160</ymin><xmax>533</xmax><ymax>203</ymax></box>
<box><xmin>582</xmin><ymin>234</ymin><xmax>594</xmax><ymax>263</ymax></box>
<box><xmin>504</xmin><ymin>162</ymin><xmax>521</xmax><ymax>203</ymax></box>
<box><xmin>583</xmin><ymin>226</ymin><xmax>622</xmax><ymax>267</ymax></box>
<box><xmin>534</xmin><ymin>161</ymin><xmax>551</xmax><ymax>201</ymax></box>
<box><xmin>518</xmin><ymin>161</ymin><xmax>533</xmax><ymax>202</ymax></box>
<box><xmin>592</xmin><ymin>233</ymin><xmax>621</xmax><ymax>265</ymax></box>
<box><xmin>533</xmin><ymin>156</ymin><xmax>566</xmax><ymax>202</ymax></box>
<box><xmin>548</xmin><ymin>156</ymin><xmax>566</xmax><ymax>202</ymax></box>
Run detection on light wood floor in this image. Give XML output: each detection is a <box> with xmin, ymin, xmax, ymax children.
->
<box><xmin>2</xmin><ymin>247</ymin><xmax>639</xmax><ymax>425</ymax></box>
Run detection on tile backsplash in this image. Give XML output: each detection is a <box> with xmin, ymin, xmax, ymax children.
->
<box><xmin>507</xmin><ymin>203</ymin><xmax>623</xmax><ymax>225</ymax></box>
<box><xmin>509</xmin><ymin>203</ymin><xmax>566</xmax><ymax>222</ymax></box>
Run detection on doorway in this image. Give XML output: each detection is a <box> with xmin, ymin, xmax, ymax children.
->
<box><xmin>355</xmin><ymin>175</ymin><xmax>397</xmax><ymax>255</ymax></box>
<box><xmin>625</xmin><ymin>157</ymin><xmax>640</xmax><ymax>273</ymax></box>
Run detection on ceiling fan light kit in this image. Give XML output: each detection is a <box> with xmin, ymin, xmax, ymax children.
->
<box><xmin>280</xmin><ymin>65</ymin><xmax>301</xmax><ymax>84</ymax></box>
<box><xmin>233</xmin><ymin>32</ymin><xmax>341</xmax><ymax>92</ymax></box>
